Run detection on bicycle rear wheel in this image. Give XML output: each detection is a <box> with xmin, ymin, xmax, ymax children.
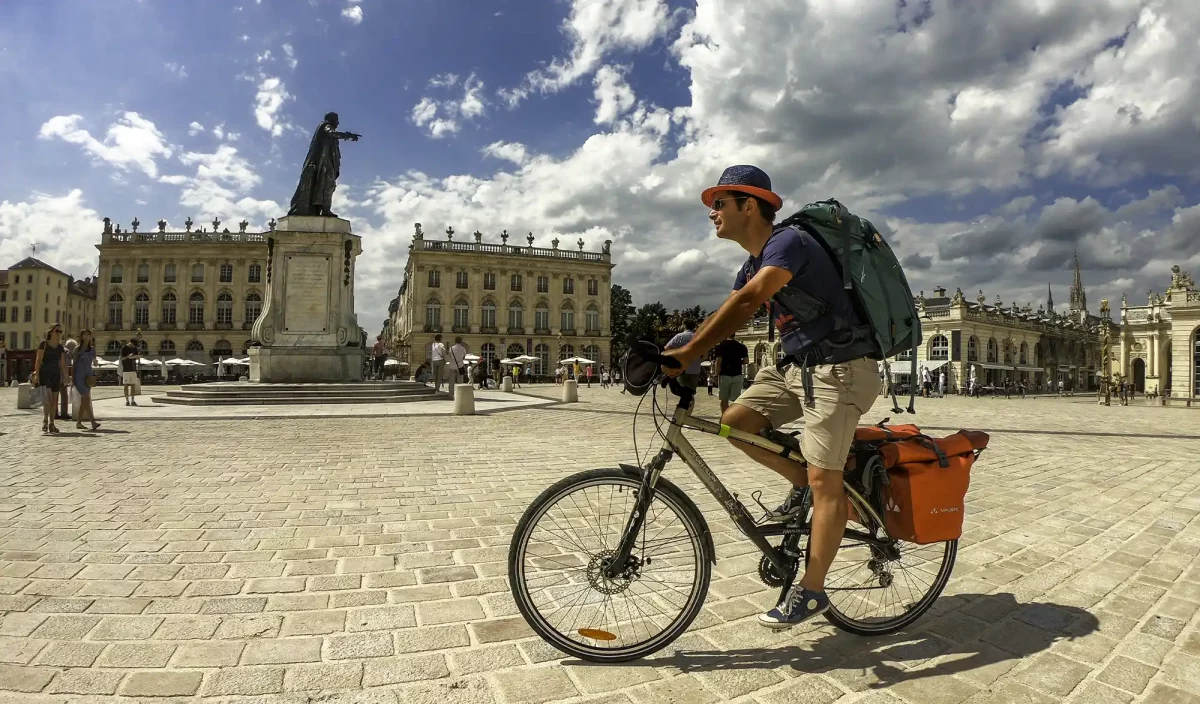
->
<box><xmin>508</xmin><ymin>468</ymin><xmax>713</xmax><ymax>662</ymax></box>
<box><xmin>821</xmin><ymin>518</ymin><xmax>957</xmax><ymax>635</ymax></box>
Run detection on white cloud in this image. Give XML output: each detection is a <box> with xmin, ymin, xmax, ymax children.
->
<box><xmin>428</xmin><ymin>73</ymin><xmax>458</xmax><ymax>89</ymax></box>
<box><xmin>592</xmin><ymin>65</ymin><xmax>636</xmax><ymax>125</ymax></box>
<box><xmin>187</xmin><ymin>121</ymin><xmax>205</xmax><ymax>136</ymax></box>
<box><xmin>410</xmin><ymin>73</ymin><xmax>487</xmax><ymax>138</ymax></box>
<box><xmin>165</xmin><ymin>62</ymin><xmax>187</xmax><ymax>79</ymax></box>
<box><xmin>254</xmin><ymin>76</ymin><xmax>292</xmax><ymax>137</ymax></box>
<box><xmin>38</xmin><ymin>112</ymin><xmax>172</xmax><ymax>179</ymax></box>
<box><xmin>341</xmin><ymin>4</ymin><xmax>363</xmax><ymax>24</ymax></box>
<box><xmin>481</xmin><ymin>141</ymin><xmax>529</xmax><ymax>165</ymax></box>
<box><xmin>281</xmin><ymin>43</ymin><xmax>297</xmax><ymax>69</ymax></box>
<box><xmin>501</xmin><ymin>0</ymin><xmax>673</xmax><ymax>107</ymax></box>
<box><xmin>0</xmin><ymin>190</ymin><xmax>103</xmax><ymax>280</ymax></box>
<box><xmin>164</xmin><ymin>145</ymin><xmax>280</xmax><ymax>224</ymax></box>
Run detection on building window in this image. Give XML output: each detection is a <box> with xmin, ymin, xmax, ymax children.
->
<box><xmin>164</xmin><ymin>263</ymin><xmax>177</xmax><ymax>283</ymax></box>
<box><xmin>510</xmin><ymin>274</ymin><xmax>522</xmax><ymax>292</ymax></box>
<box><xmin>161</xmin><ymin>292</ymin><xmax>177</xmax><ymax>324</ymax></box>
<box><xmin>428</xmin><ymin>269</ymin><xmax>441</xmax><ymax>288</ymax></box>
<box><xmin>508</xmin><ymin>301</ymin><xmax>523</xmax><ymax>331</ymax></box>
<box><xmin>585</xmin><ymin>304</ymin><xmax>600</xmax><ymax>333</ymax></box>
<box><xmin>137</xmin><ymin>264</ymin><xmax>149</xmax><ymax>283</ymax></box>
<box><xmin>563</xmin><ymin>277</ymin><xmax>574</xmax><ymax>295</ymax></box>
<box><xmin>897</xmin><ymin>349</ymin><xmax>913</xmax><ymax>360</ymax></box>
<box><xmin>191</xmin><ymin>263</ymin><xmax>204</xmax><ymax>282</ymax></box>
<box><xmin>43</xmin><ymin>308</ymin><xmax>48</xmax><ymax>323</ymax></box>
<box><xmin>968</xmin><ymin>336</ymin><xmax>978</xmax><ymax>361</ymax></box>
<box><xmin>560</xmin><ymin>302</ymin><xmax>575</xmax><ymax>332</ymax></box>
<box><xmin>216</xmin><ymin>292</ymin><xmax>234</xmax><ymax>325</ymax></box>
<box><xmin>186</xmin><ymin>340</ymin><xmax>205</xmax><ymax>358</ymax></box>
<box><xmin>220</xmin><ymin>264</ymin><xmax>233</xmax><ymax>283</ymax></box>
<box><xmin>1020</xmin><ymin>342</ymin><xmax>1028</xmax><ymax>365</ymax></box>
<box><xmin>559</xmin><ymin>344</ymin><xmax>575</xmax><ymax>362</ymax></box>
<box><xmin>507</xmin><ymin>343</ymin><xmax>525</xmax><ymax>360</ymax></box>
<box><xmin>110</xmin><ymin>265</ymin><xmax>123</xmax><ymax>284</ymax></box>
<box><xmin>533</xmin><ymin>343</ymin><xmax>549</xmax><ymax>376</ymax></box>
<box><xmin>0</xmin><ymin>307</ymin><xmax>5</xmax><ymax>323</ymax></box>
<box><xmin>25</xmin><ymin>290</ymin><xmax>30</xmax><ymax>301</ymax></box>
<box><xmin>134</xmin><ymin>292</ymin><xmax>150</xmax><ymax>326</ymax></box>
<box><xmin>929</xmin><ymin>335</ymin><xmax>948</xmax><ymax>360</ymax></box>
<box><xmin>583</xmin><ymin>344</ymin><xmax>601</xmax><ymax>364</ymax></box>
<box><xmin>537</xmin><ymin>275</ymin><xmax>549</xmax><ymax>293</ymax></box>
<box><xmin>453</xmin><ymin>298</ymin><xmax>469</xmax><ymax>329</ymax></box>
<box><xmin>481</xmin><ymin>299</ymin><xmax>496</xmax><ymax>329</ymax></box>
<box><xmin>480</xmin><ymin>343</ymin><xmax>496</xmax><ymax>369</ymax></box>
<box><xmin>588</xmin><ymin>279</ymin><xmax>599</xmax><ymax>296</ymax></box>
<box><xmin>245</xmin><ymin>292</ymin><xmax>262</xmax><ymax>322</ymax></box>
<box><xmin>105</xmin><ymin>340</ymin><xmax>122</xmax><ymax>355</ymax></box>
<box><xmin>0</xmin><ymin>291</ymin><xmax>5</xmax><ymax>302</ymax></box>
<box><xmin>425</xmin><ymin>297</ymin><xmax>442</xmax><ymax>329</ymax></box>
<box><xmin>248</xmin><ymin>264</ymin><xmax>262</xmax><ymax>283</ymax></box>
<box><xmin>160</xmin><ymin>340</ymin><xmax>176</xmax><ymax>356</ymax></box>
<box><xmin>213</xmin><ymin>340</ymin><xmax>233</xmax><ymax>359</ymax></box>
<box><xmin>107</xmin><ymin>294</ymin><xmax>122</xmax><ymax>326</ymax></box>
<box><xmin>1193</xmin><ymin>330</ymin><xmax>1200</xmax><ymax>397</ymax></box>
<box><xmin>483</xmin><ymin>273</ymin><xmax>496</xmax><ymax>290</ymax></box>
<box><xmin>189</xmin><ymin>292</ymin><xmax>205</xmax><ymax>325</ymax></box>
<box><xmin>456</xmin><ymin>271</ymin><xmax>468</xmax><ymax>289</ymax></box>
<box><xmin>987</xmin><ymin>338</ymin><xmax>998</xmax><ymax>363</ymax></box>
<box><xmin>535</xmin><ymin>302</ymin><xmax>550</xmax><ymax>331</ymax></box>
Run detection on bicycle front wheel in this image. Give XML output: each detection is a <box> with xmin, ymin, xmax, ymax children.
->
<box><xmin>508</xmin><ymin>468</ymin><xmax>713</xmax><ymax>662</ymax></box>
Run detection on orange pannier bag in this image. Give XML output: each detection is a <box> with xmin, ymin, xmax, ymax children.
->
<box><xmin>873</xmin><ymin>429</ymin><xmax>989</xmax><ymax>544</ymax></box>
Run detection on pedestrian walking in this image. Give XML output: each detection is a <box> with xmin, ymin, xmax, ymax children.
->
<box><xmin>120</xmin><ymin>337</ymin><xmax>140</xmax><ymax>406</ymax></box>
<box><xmin>371</xmin><ymin>335</ymin><xmax>386</xmax><ymax>380</ymax></box>
<box><xmin>713</xmin><ymin>332</ymin><xmax>748</xmax><ymax>412</ymax></box>
<box><xmin>72</xmin><ymin>329</ymin><xmax>101</xmax><ymax>431</ymax></box>
<box><xmin>666</xmin><ymin>320</ymin><xmax>703</xmax><ymax>390</ymax></box>
<box><xmin>448</xmin><ymin>337</ymin><xmax>468</xmax><ymax>399</ymax></box>
<box><xmin>431</xmin><ymin>334</ymin><xmax>447</xmax><ymax>392</ymax></box>
<box><xmin>31</xmin><ymin>324</ymin><xmax>68</xmax><ymax>434</ymax></box>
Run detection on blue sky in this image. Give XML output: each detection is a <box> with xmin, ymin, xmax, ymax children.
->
<box><xmin>2</xmin><ymin>0</ymin><xmax>1199</xmax><ymax>330</ymax></box>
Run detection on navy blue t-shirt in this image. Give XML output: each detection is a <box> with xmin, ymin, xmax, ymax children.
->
<box><xmin>733</xmin><ymin>226</ymin><xmax>860</xmax><ymax>356</ymax></box>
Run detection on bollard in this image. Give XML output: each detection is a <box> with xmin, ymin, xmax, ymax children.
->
<box><xmin>502</xmin><ymin>375</ymin><xmax>513</xmax><ymax>392</ymax></box>
<box><xmin>16</xmin><ymin>383</ymin><xmax>33</xmax><ymax>409</ymax></box>
<box><xmin>239</xmin><ymin>375</ymin><xmax>249</xmax><ymax>383</ymax></box>
<box><xmin>453</xmin><ymin>383</ymin><xmax>475</xmax><ymax>415</ymax></box>
<box><xmin>563</xmin><ymin>379</ymin><xmax>579</xmax><ymax>403</ymax></box>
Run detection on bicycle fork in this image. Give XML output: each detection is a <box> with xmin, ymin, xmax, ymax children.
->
<box><xmin>603</xmin><ymin>451</ymin><xmax>670</xmax><ymax>580</ymax></box>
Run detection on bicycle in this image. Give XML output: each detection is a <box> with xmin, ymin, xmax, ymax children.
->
<box><xmin>507</xmin><ymin>340</ymin><xmax>958</xmax><ymax>662</ymax></box>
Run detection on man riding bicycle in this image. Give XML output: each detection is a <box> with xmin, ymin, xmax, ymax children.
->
<box><xmin>661</xmin><ymin>165</ymin><xmax>881</xmax><ymax>629</ymax></box>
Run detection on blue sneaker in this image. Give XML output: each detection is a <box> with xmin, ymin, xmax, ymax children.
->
<box><xmin>758</xmin><ymin>586</ymin><xmax>830</xmax><ymax>629</ymax></box>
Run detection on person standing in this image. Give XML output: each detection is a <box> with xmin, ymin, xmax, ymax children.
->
<box><xmin>31</xmin><ymin>324</ymin><xmax>68</xmax><ymax>434</ymax></box>
<box><xmin>448</xmin><ymin>337</ymin><xmax>468</xmax><ymax>399</ymax></box>
<box><xmin>72</xmin><ymin>329</ymin><xmax>101</xmax><ymax>431</ymax></box>
<box><xmin>431</xmin><ymin>334</ymin><xmax>447</xmax><ymax>392</ymax></box>
<box><xmin>61</xmin><ymin>336</ymin><xmax>77</xmax><ymax>421</ymax></box>
<box><xmin>371</xmin><ymin>335</ymin><xmax>386</xmax><ymax>380</ymax></box>
<box><xmin>713</xmin><ymin>332</ymin><xmax>748</xmax><ymax>413</ymax></box>
<box><xmin>665</xmin><ymin>319</ymin><xmax>703</xmax><ymax>390</ymax></box>
<box><xmin>938</xmin><ymin>370</ymin><xmax>946</xmax><ymax>398</ymax></box>
<box><xmin>120</xmin><ymin>337</ymin><xmax>141</xmax><ymax>406</ymax></box>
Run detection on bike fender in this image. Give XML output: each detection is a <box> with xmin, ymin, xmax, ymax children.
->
<box><xmin>618</xmin><ymin>464</ymin><xmax>717</xmax><ymax>565</ymax></box>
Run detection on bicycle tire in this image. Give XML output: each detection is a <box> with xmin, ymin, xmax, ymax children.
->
<box><xmin>821</xmin><ymin>534</ymin><xmax>957</xmax><ymax>635</ymax></box>
<box><xmin>508</xmin><ymin>468</ymin><xmax>713</xmax><ymax>662</ymax></box>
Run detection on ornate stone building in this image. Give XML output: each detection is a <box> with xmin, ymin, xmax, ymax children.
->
<box><xmin>94</xmin><ymin>216</ymin><xmax>270</xmax><ymax>363</ymax></box>
<box><xmin>387</xmin><ymin>225</ymin><xmax>614</xmax><ymax>376</ymax></box>
<box><xmin>734</xmin><ymin>256</ymin><xmax>1116</xmax><ymax>394</ymax></box>
<box><xmin>1118</xmin><ymin>265</ymin><xmax>1200</xmax><ymax>404</ymax></box>
<box><xmin>0</xmin><ymin>257</ymin><xmax>97</xmax><ymax>382</ymax></box>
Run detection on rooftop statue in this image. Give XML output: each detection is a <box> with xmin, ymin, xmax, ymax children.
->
<box><xmin>287</xmin><ymin>112</ymin><xmax>361</xmax><ymax>218</ymax></box>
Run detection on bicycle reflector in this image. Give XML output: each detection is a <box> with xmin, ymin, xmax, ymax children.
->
<box><xmin>623</xmin><ymin>339</ymin><xmax>662</xmax><ymax>396</ymax></box>
<box><xmin>577</xmin><ymin>628</ymin><xmax>617</xmax><ymax>641</ymax></box>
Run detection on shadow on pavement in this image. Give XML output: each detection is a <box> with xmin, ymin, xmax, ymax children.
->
<box><xmin>571</xmin><ymin>593</ymin><xmax>1098</xmax><ymax>686</ymax></box>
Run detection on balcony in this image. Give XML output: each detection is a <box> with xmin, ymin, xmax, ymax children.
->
<box><xmin>560</xmin><ymin>329</ymin><xmax>577</xmax><ymax>336</ymax></box>
<box><xmin>451</xmin><ymin>325</ymin><xmax>470</xmax><ymax>334</ymax></box>
<box><xmin>186</xmin><ymin>322</ymin><xmax>205</xmax><ymax>330</ymax></box>
<box><xmin>585</xmin><ymin>329</ymin><xmax>602</xmax><ymax>337</ymax></box>
<box><xmin>157</xmin><ymin>322</ymin><xmax>177</xmax><ymax>330</ymax></box>
<box><xmin>534</xmin><ymin>327</ymin><xmax>551</xmax><ymax>335</ymax></box>
<box><xmin>104</xmin><ymin>322</ymin><xmax>123</xmax><ymax>331</ymax></box>
<box><xmin>422</xmin><ymin>324</ymin><xmax>443</xmax><ymax>333</ymax></box>
<box><xmin>507</xmin><ymin>327</ymin><xmax>525</xmax><ymax>335</ymax></box>
<box><xmin>480</xmin><ymin>326</ymin><xmax>498</xmax><ymax>335</ymax></box>
<box><xmin>243</xmin><ymin>321</ymin><xmax>255</xmax><ymax>330</ymax></box>
<box><xmin>215</xmin><ymin>322</ymin><xmax>233</xmax><ymax>330</ymax></box>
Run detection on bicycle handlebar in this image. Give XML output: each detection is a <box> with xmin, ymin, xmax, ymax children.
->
<box><xmin>626</xmin><ymin>337</ymin><xmax>693</xmax><ymax>401</ymax></box>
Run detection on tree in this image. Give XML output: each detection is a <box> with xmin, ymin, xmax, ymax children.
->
<box><xmin>609</xmin><ymin>284</ymin><xmax>636</xmax><ymax>359</ymax></box>
<box><xmin>630</xmin><ymin>302</ymin><xmax>669</xmax><ymax>346</ymax></box>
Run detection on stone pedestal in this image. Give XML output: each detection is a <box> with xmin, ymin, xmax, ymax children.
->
<box><xmin>250</xmin><ymin>216</ymin><xmax>364</xmax><ymax>383</ymax></box>
<box><xmin>502</xmin><ymin>375</ymin><xmax>513</xmax><ymax>392</ymax></box>
<box><xmin>453</xmin><ymin>384</ymin><xmax>475</xmax><ymax>415</ymax></box>
<box><xmin>563</xmin><ymin>379</ymin><xmax>578</xmax><ymax>403</ymax></box>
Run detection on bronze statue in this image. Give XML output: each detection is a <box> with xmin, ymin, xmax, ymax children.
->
<box><xmin>287</xmin><ymin>112</ymin><xmax>361</xmax><ymax>217</ymax></box>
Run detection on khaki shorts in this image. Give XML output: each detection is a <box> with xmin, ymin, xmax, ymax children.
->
<box><xmin>733</xmin><ymin>356</ymin><xmax>880</xmax><ymax>470</ymax></box>
<box><xmin>718</xmin><ymin>375</ymin><xmax>744</xmax><ymax>403</ymax></box>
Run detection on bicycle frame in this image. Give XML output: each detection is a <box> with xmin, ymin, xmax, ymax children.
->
<box><xmin>609</xmin><ymin>392</ymin><xmax>891</xmax><ymax>582</ymax></box>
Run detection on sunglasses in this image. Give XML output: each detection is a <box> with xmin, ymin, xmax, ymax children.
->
<box><xmin>711</xmin><ymin>196</ymin><xmax>751</xmax><ymax>211</ymax></box>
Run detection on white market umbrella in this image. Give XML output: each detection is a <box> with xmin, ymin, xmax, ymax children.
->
<box><xmin>464</xmin><ymin>354</ymin><xmax>481</xmax><ymax>363</ymax></box>
<box><xmin>560</xmin><ymin>357</ymin><xmax>596</xmax><ymax>365</ymax></box>
<box><xmin>383</xmin><ymin>359</ymin><xmax>406</xmax><ymax>367</ymax></box>
<box><xmin>499</xmin><ymin>358</ymin><xmax>522</xmax><ymax>365</ymax></box>
<box><xmin>701</xmin><ymin>360</ymin><xmax>712</xmax><ymax>367</ymax></box>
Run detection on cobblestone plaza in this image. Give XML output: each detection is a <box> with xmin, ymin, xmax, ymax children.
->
<box><xmin>1</xmin><ymin>387</ymin><xmax>1198</xmax><ymax>703</ymax></box>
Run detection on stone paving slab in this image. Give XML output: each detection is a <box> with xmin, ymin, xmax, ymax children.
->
<box><xmin>1</xmin><ymin>385</ymin><xmax>1199</xmax><ymax>703</ymax></box>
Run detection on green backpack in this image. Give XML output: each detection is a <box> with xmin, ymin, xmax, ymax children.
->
<box><xmin>778</xmin><ymin>198</ymin><xmax>922</xmax><ymax>412</ymax></box>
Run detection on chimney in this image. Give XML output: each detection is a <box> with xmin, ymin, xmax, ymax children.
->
<box><xmin>933</xmin><ymin>286</ymin><xmax>946</xmax><ymax>298</ymax></box>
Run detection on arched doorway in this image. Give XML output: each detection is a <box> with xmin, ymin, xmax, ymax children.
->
<box><xmin>1132</xmin><ymin>358</ymin><xmax>1146</xmax><ymax>393</ymax></box>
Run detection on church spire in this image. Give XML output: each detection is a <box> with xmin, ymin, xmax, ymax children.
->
<box><xmin>1068</xmin><ymin>250</ymin><xmax>1087</xmax><ymax>314</ymax></box>
<box><xmin>1047</xmin><ymin>283</ymin><xmax>1054</xmax><ymax>315</ymax></box>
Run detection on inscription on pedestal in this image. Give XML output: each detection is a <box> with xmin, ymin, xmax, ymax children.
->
<box><xmin>284</xmin><ymin>255</ymin><xmax>330</xmax><ymax>333</ymax></box>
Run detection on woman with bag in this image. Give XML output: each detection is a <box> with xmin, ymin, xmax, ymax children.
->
<box><xmin>31</xmin><ymin>324</ymin><xmax>68</xmax><ymax>434</ymax></box>
<box><xmin>72</xmin><ymin>329</ymin><xmax>101</xmax><ymax>431</ymax></box>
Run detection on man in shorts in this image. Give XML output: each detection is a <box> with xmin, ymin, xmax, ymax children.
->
<box><xmin>120</xmin><ymin>337</ymin><xmax>140</xmax><ymax>407</ymax></box>
<box><xmin>662</xmin><ymin>165</ymin><xmax>880</xmax><ymax>630</ymax></box>
<box><xmin>713</xmin><ymin>332</ymin><xmax>747</xmax><ymax>412</ymax></box>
